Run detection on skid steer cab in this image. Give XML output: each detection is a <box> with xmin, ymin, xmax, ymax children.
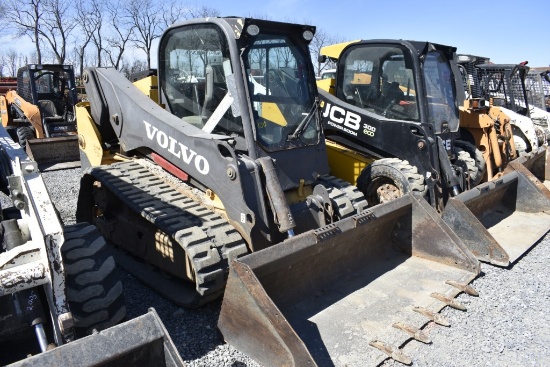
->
<box><xmin>317</xmin><ymin>40</ymin><xmax>550</xmax><ymax>267</ymax></box>
<box><xmin>458</xmin><ymin>55</ymin><xmax>544</xmax><ymax>157</ymax></box>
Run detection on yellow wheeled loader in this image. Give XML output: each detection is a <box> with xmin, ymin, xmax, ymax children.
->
<box><xmin>74</xmin><ymin>17</ymin><xmax>483</xmax><ymax>365</ymax></box>
<box><xmin>317</xmin><ymin>40</ymin><xmax>550</xmax><ymax>267</ymax></box>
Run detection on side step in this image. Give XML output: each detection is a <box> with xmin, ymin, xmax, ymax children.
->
<box><xmin>218</xmin><ymin>194</ymin><xmax>480</xmax><ymax>366</ymax></box>
<box><xmin>8</xmin><ymin>308</ymin><xmax>184</xmax><ymax>367</ymax></box>
<box><xmin>442</xmin><ymin>168</ymin><xmax>550</xmax><ymax>266</ymax></box>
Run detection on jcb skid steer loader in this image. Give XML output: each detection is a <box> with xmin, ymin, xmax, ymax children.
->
<box><xmin>317</xmin><ymin>40</ymin><xmax>550</xmax><ymax>266</ymax></box>
<box><xmin>0</xmin><ymin>125</ymin><xmax>183</xmax><ymax>366</ymax></box>
<box><xmin>0</xmin><ymin>64</ymin><xmax>80</xmax><ymax>169</ymax></box>
<box><xmin>74</xmin><ymin>17</ymin><xmax>480</xmax><ymax>365</ymax></box>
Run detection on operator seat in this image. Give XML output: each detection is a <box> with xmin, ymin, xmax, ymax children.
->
<box><xmin>385</xmin><ymin>82</ymin><xmax>404</xmax><ymax>103</ymax></box>
<box><xmin>38</xmin><ymin>100</ymin><xmax>60</xmax><ymax>119</ymax></box>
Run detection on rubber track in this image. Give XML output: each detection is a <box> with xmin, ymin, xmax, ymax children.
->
<box><xmin>87</xmin><ymin>160</ymin><xmax>249</xmax><ymax>299</ymax></box>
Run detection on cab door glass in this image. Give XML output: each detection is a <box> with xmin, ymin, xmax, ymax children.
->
<box><xmin>422</xmin><ymin>51</ymin><xmax>459</xmax><ymax>132</ymax></box>
<box><xmin>339</xmin><ymin>45</ymin><xmax>419</xmax><ymax>121</ymax></box>
<box><xmin>159</xmin><ymin>24</ymin><xmax>243</xmax><ymax>136</ymax></box>
<box><xmin>243</xmin><ymin>33</ymin><xmax>319</xmax><ymax>151</ymax></box>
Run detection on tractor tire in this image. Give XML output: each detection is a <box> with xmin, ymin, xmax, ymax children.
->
<box><xmin>455</xmin><ymin>140</ymin><xmax>486</xmax><ymax>186</ymax></box>
<box><xmin>356</xmin><ymin>158</ymin><xmax>426</xmax><ymax>207</ymax></box>
<box><xmin>61</xmin><ymin>223</ymin><xmax>126</xmax><ymax>337</ymax></box>
<box><xmin>16</xmin><ymin>126</ymin><xmax>34</xmax><ymax>151</ymax></box>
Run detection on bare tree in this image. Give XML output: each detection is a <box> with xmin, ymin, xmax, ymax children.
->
<box><xmin>120</xmin><ymin>56</ymin><xmax>147</xmax><ymax>77</ymax></box>
<box><xmin>248</xmin><ymin>47</ymin><xmax>267</xmax><ymax>73</ymax></box>
<box><xmin>40</xmin><ymin>0</ymin><xmax>78</xmax><ymax>63</ymax></box>
<box><xmin>125</xmin><ymin>0</ymin><xmax>164</xmax><ymax>69</ymax></box>
<box><xmin>0</xmin><ymin>55</ymin><xmax>5</xmax><ymax>78</ymax></box>
<box><xmin>186</xmin><ymin>5</ymin><xmax>220</xmax><ymax>19</ymax></box>
<box><xmin>104</xmin><ymin>1</ymin><xmax>134</xmax><ymax>70</ymax></box>
<box><xmin>5</xmin><ymin>0</ymin><xmax>44</xmax><ymax>63</ymax></box>
<box><xmin>302</xmin><ymin>24</ymin><xmax>345</xmax><ymax>77</ymax></box>
<box><xmin>5</xmin><ymin>49</ymin><xmax>20</xmax><ymax>77</ymax></box>
<box><xmin>160</xmin><ymin>0</ymin><xmax>188</xmax><ymax>28</ymax></box>
<box><xmin>75</xmin><ymin>0</ymin><xmax>103</xmax><ymax>75</ymax></box>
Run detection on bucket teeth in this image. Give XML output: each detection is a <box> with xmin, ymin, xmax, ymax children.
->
<box><xmin>413</xmin><ymin>306</ymin><xmax>450</xmax><ymax>326</ymax></box>
<box><xmin>392</xmin><ymin>322</ymin><xmax>431</xmax><ymax>344</ymax></box>
<box><xmin>445</xmin><ymin>280</ymin><xmax>479</xmax><ymax>296</ymax></box>
<box><xmin>430</xmin><ymin>292</ymin><xmax>467</xmax><ymax>311</ymax></box>
<box><xmin>369</xmin><ymin>339</ymin><xmax>412</xmax><ymax>365</ymax></box>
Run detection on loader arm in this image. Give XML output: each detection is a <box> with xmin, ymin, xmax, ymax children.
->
<box><xmin>1</xmin><ymin>90</ymin><xmax>44</xmax><ymax>137</ymax></box>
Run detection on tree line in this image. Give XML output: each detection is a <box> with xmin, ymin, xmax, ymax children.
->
<box><xmin>0</xmin><ymin>0</ymin><xmax>340</xmax><ymax>79</ymax></box>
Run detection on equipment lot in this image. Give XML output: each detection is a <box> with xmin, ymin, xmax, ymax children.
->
<box><xmin>41</xmin><ymin>167</ymin><xmax>550</xmax><ymax>367</ymax></box>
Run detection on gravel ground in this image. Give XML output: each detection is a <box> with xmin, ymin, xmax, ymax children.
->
<box><xmin>41</xmin><ymin>167</ymin><xmax>550</xmax><ymax>367</ymax></box>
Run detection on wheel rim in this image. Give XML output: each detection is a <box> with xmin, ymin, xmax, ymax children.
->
<box><xmin>368</xmin><ymin>178</ymin><xmax>403</xmax><ymax>205</ymax></box>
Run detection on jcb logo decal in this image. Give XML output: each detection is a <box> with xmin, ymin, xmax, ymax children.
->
<box><xmin>322</xmin><ymin>101</ymin><xmax>376</xmax><ymax>138</ymax></box>
<box><xmin>322</xmin><ymin>102</ymin><xmax>361</xmax><ymax>131</ymax></box>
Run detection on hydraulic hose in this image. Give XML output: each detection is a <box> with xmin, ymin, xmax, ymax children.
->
<box><xmin>437</xmin><ymin>137</ymin><xmax>461</xmax><ymax>196</ymax></box>
<box><xmin>257</xmin><ymin>157</ymin><xmax>296</xmax><ymax>236</ymax></box>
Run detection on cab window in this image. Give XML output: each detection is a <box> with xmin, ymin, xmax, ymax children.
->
<box><xmin>338</xmin><ymin>45</ymin><xmax>419</xmax><ymax>121</ymax></box>
<box><xmin>243</xmin><ymin>33</ymin><xmax>319</xmax><ymax>151</ymax></box>
<box><xmin>159</xmin><ymin>24</ymin><xmax>243</xmax><ymax>136</ymax></box>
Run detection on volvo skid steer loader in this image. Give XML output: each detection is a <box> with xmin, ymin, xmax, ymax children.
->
<box><xmin>317</xmin><ymin>40</ymin><xmax>550</xmax><ymax>266</ymax></box>
<box><xmin>0</xmin><ymin>125</ymin><xmax>184</xmax><ymax>366</ymax></box>
<box><xmin>75</xmin><ymin>17</ymin><xmax>481</xmax><ymax>365</ymax></box>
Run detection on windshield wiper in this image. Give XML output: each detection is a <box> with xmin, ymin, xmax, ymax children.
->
<box><xmin>287</xmin><ymin>100</ymin><xmax>318</xmax><ymax>141</ymax></box>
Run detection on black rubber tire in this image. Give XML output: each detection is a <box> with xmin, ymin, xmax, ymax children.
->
<box><xmin>0</xmin><ymin>147</ymin><xmax>12</xmax><ymax>194</ymax></box>
<box><xmin>356</xmin><ymin>158</ymin><xmax>426</xmax><ymax>207</ymax></box>
<box><xmin>5</xmin><ymin>126</ymin><xmax>18</xmax><ymax>142</ymax></box>
<box><xmin>455</xmin><ymin>140</ymin><xmax>486</xmax><ymax>186</ymax></box>
<box><xmin>61</xmin><ymin>223</ymin><xmax>126</xmax><ymax>337</ymax></box>
<box><xmin>16</xmin><ymin>126</ymin><xmax>34</xmax><ymax>151</ymax></box>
